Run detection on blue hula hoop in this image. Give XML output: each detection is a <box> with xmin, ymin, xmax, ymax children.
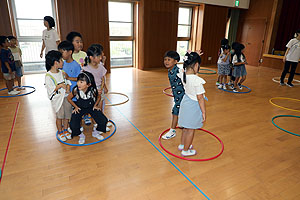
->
<box><xmin>56</xmin><ymin>120</ymin><xmax>116</xmax><ymax>146</ymax></box>
<box><xmin>272</xmin><ymin>115</ymin><xmax>300</xmax><ymax>137</ymax></box>
<box><xmin>218</xmin><ymin>85</ymin><xmax>251</xmax><ymax>94</ymax></box>
<box><xmin>0</xmin><ymin>86</ymin><xmax>36</xmax><ymax>98</ymax></box>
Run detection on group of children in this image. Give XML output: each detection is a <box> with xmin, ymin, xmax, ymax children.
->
<box><xmin>39</xmin><ymin>16</ymin><xmax>111</xmax><ymax>144</ymax></box>
<box><xmin>0</xmin><ymin>36</ymin><xmax>25</xmax><ymax>95</ymax></box>
<box><xmin>216</xmin><ymin>38</ymin><xmax>248</xmax><ymax>93</ymax></box>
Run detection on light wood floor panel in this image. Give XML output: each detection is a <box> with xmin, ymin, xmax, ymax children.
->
<box><xmin>0</xmin><ymin>65</ymin><xmax>299</xmax><ymax>199</ymax></box>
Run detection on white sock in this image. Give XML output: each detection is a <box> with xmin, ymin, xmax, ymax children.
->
<box><xmin>79</xmin><ymin>133</ymin><xmax>85</xmax><ymax>139</ymax></box>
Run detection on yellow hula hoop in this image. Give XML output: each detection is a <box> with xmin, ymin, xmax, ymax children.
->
<box><xmin>105</xmin><ymin>92</ymin><xmax>129</xmax><ymax>106</ymax></box>
<box><xmin>269</xmin><ymin>97</ymin><xmax>300</xmax><ymax>113</ymax></box>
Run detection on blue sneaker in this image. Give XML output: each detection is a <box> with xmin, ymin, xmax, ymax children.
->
<box><xmin>83</xmin><ymin>115</ymin><xmax>91</xmax><ymax>125</ymax></box>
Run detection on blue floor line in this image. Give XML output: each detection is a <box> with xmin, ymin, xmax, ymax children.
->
<box><xmin>107</xmin><ymin>98</ymin><xmax>210</xmax><ymax>200</ymax></box>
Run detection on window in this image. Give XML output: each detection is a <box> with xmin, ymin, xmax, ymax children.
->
<box><xmin>109</xmin><ymin>1</ymin><xmax>134</xmax><ymax>67</ymax></box>
<box><xmin>177</xmin><ymin>7</ymin><xmax>193</xmax><ymax>62</ymax></box>
<box><xmin>11</xmin><ymin>0</ymin><xmax>56</xmax><ymax>73</ymax></box>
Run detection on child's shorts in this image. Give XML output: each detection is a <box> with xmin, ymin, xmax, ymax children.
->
<box><xmin>218</xmin><ymin>64</ymin><xmax>230</xmax><ymax>75</ymax></box>
<box><xmin>56</xmin><ymin>97</ymin><xmax>72</xmax><ymax>119</ymax></box>
<box><xmin>3</xmin><ymin>72</ymin><xmax>16</xmax><ymax>81</ymax></box>
<box><xmin>15</xmin><ymin>66</ymin><xmax>23</xmax><ymax>77</ymax></box>
<box><xmin>233</xmin><ymin>64</ymin><xmax>247</xmax><ymax>77</ymax></box>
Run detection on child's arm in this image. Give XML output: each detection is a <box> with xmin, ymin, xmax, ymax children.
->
<box><xmin>283</xmin><ymin>48</ymin><xmax>290</xmax><ymax>62</ymax></box>
<box><xmin>196</xmin><ymin>94</ymin><xmax>206</xmax><ymax>122</ymax></box>
<box><xmin>4</xmin><ymin>62</ymin><xmax>12</xmax><ymax>73</ymax></box>
<box><xmin>93</xmin><ymin>91</ymin><xmax>102</xmax><ymax>110</ymax></box>
<box><xmin>40</xmin><ymin>40</ymin><xmax>45</xmax><ymax>58</ymax></box>
<box><xmin>67</xmin><ymin>91</ymin><xmax>81</xmax><ymax>114</ymax></box>
<box><xmin>222</xmin><ymin>53</ymin><xmax>230</xmax><ymax>62</ymax></box>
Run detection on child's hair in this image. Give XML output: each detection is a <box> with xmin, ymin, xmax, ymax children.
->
<box><xmin>84</xmin><ymin>44</ymin><xmax>103</xmax><ymax>66</ymax></box>
<box><xmin>183</xmin><ymin>52</ymin><xmax>202</xmax><ymax>83</ymax></box>
<box><xmin>0</xmin><ymin>36</ymin><xmax>8</xmax><ymax>47</ymax></box>
<box><xmin>295</xmin><ymin>29</ymin><xmax>300</xmax><ymax>37</ymax></box>
<box><xmin>233</xmin><ymin>43</ymin><xmax>245</xmax><ymax>63</ymax></box>
<box><xmin>221</xmin><ymin>44</ymin><xmax>231</xmax><ymax>51</ymax></box>
<box><xmin>231</xmin><ymin>42</ymin><xmax>239</xmax><ymax>50</ymax></box>
<box><xmin>221</xmin><ymin>38</ymin><xmax>229</xmax><ymax>46</ymax></box>
<box><xmin>95</xmin><ymin>44</ymin><xmax>104</xmax><ymax>52</ymax></box>
<box><xmin>73</xmin><ymin>71</ymin><xmax>98</xmax><ymax>101</ymax></box>
<box><xmin>8</xmin><ymin>36</ymin><xmax>16</xmax><ymax>41</ymax></box>
<box><xmin>44</xmin><ymin>16</ymin><xmax>55</xmax><ymax>28</ymax></box>
<box><xmin>164</xmin><ymin>51</ymin><xmax>180</xmax><ymax>62</ymax></box>
<box><xmin>58</xmin><ymin>41</ymin><xmax>74</xmax><ymax>53</ymax></box>
<box><xmin>45</xmin><ymin>50</ymin><xmax>62</xmax><ymax>71</ymax></box>
<box><xmin>66</xmin><ymin>31</ymin><xmax>82</xmax><ymax>42</ymax></box>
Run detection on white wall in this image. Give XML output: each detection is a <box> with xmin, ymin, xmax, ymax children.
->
<box><xmin>183</xmin><ymin>0</ymin><xmax>250</xmax><ymax>9</ymax></box>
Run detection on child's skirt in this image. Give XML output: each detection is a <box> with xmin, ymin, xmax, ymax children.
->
<box><xmin>233</xmin><ymin>64</ymin><xmax>247</xmax><ymax>77</ymax></box>
<box><xmin>178</xmin><ymin>94</ymin><xmax>203</xmax><ymax>129</ymax></box>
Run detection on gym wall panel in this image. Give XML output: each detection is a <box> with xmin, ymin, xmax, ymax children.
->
<box><xmin>138</xmin><ymin>0</ymin><xmax>179</xmax><ymax>69</ymax></box>
<box><xmin>56</xmin><ymin>0</ymin><xmax>111</xmax><ymax>72</ymax></box>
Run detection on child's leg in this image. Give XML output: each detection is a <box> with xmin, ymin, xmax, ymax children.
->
<box><xmin>171</xmin><ymin>114</ymin><xmax>178</xmax><ymax>129</ymax></box>
<box><xmin>224</xmin><ymin>75</ymin><xmax>227</xmax><ymax>84</ymax></box>
<box><xmin>239</xmin><ymin>75</ymin><xmax>246</xmax><ymax>84</ymax></box>
<box><xmin>234</xmin><ymin>77</ymin><xmax>240</xmax><ymax>88</ymax></box>
<box><xmin>183</xmin><ymin>128</ymin><xmax>195</xmax><ymax>151</ymax></box>
<box><xmin>90</xmin><ymin>108</ymin><xmax>108</xmax><ymax>133</ymax></box>
<box><xmin>56</xmin><ymin>118</ymin><xmax>63</xmax><ymax>133</ymax></box>
<box><xmin>63</xmin><ymin>119</ymin><xmax>69</xmax><ymax>130</ymax></box>
<box><xmin>70</xmin><ymin>111</ymin><xmax>85</xmax><ymax>137</ymax></box>
<box><xmin>7</xmin><ymin>80</ymin><xmax>14</xmax><ymax>91</ymax></box>
<box><xmin>16</xmin><ymin>76</ymin><xmax>22</xmax><ymax>87</ymax></box>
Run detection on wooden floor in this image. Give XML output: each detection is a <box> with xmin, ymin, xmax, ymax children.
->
<box><xmin>0</xmin><ymin>65</ymin><xmax>299</xmax><ymax>200</ymax></box>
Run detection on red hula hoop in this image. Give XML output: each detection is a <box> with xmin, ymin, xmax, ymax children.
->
<box><xmin>159</xmin><ymin>127</ymin><xmax>224</xmax><ymax>161</ymax></box>
<box><xmin>163</xmin><ymin>87</ymin><xmax>174</xmax><ymax>97</ymax></box>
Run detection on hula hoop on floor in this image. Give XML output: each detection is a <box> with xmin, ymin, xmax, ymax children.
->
<box><xmin>159</xmin><ymin>127</ymin><xmax>224</xmax><ymax>161</ymax></box>
<box><xmin>272</xmin><ymin>115</ymin><xmax>300</xmax><ymax>137</ymax></box>
<box><xmin>105</xmin><ymin>92</ymin><xmax>129</xmax><ymax>106</ymax></box>
<box><xmin>197</xmin><ymin>68</ymin><xmax>217</xmax><ymax>75</ymax></box>
<box><xmin>272</xmin><ymin>77</ymin><xmax>300</xmax><ymax>85</ymax></box>
<box><xmin>0</xmin><ymin>86</ymin><xmax>36</xmax><ymax>98</ymax></box>
<box><xmin>163</xmin><ymin>86</ymin><xmax>173</xmax><ymax>97</ymax></box>
<box><xmin>218</xmin><ymin>85</ymin><xmax>251</xmax><ymax>94</ymax></box>
<box><xmin>269</xmin><ymin>97</ymin><xmax>300</xmax><ymax>113</ymax></box>
<box><xmin>56</xmin><ymin>120</ymin><xmax>116</xmax><ymax>146</ymax></box>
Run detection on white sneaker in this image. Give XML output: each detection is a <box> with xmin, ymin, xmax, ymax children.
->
<box><xmin>233</xmin><ymin>88</ymin><xmax>238</xmax><ymax>93</ymax></box>
<box><xmin>78</xmin><ymin>133</ymin><xmax>85</xmax><ymax>144</ymax></box>
<box><xmin>63</xmin><ymin>130</ymin><xmax>72</xmax><ymax>140</ymax></box>
<box><xmin>216</xmin><ymin>82</ymin><xmax>221</xmax><ymax>86</ymax></box>
<box><xmin>181</xmin><ymin>149</ymin><xmax>197</xmax><ymax>157</ymax></box>
<box><xmin>58</xmin><ymin>132</ymin><xmax>67</xmax><ymax>142</ymax></box>
<box><xmin>92</xmin><ymin>131</ymin><xmax>104</xmax><ymax>140</ymax></box>
<box><xmin>229</xmin><ymin>85</ymin><xmax>234</xmax><ymax>90</ymax></box>
<box><xmin>178</xmin><ymin>144</ymin><xmax>193</xmax><ymax>151</ymax></box>
<box><xmin>238</xmin><ymin>83</ymin><xmax>243</xmax><ymax>90</ymax></box>
<box><xmin>8</xmin><ymin>90</ymin><xmax>20</xmax><ymax>95</ymax></box>
<box><xmin>223</xmin><ymin>84</ymin><xmax>227</xmax><ymax>90</ymax></box>
<box><xmin>162</xmin><ymin>129</ymin><xmax>176</xmax><ymax>139</ymax></box>
<box><xmin>106</xmin><ymin>126</ymin><xmax>111</xmax><ymax>132</ymax></box>
<box><xmin>107</xmin><ymin>121</ymin><xmax>113</xmax><ymax>127</ymax></box>
<box><xmin>217</xmin><ymin>84</ymin><xmax>223</xmax><ymax>89</ymax></box>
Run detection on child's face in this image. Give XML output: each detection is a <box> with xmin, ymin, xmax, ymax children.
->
<box><xmin>224</xmin><ymin>49</ymin><xmax>230</xmax><ymax>54</ymax></box>
<box><xmin>9</xmin><ymin>39</ymin><xmax>17</xmax><ymax>47</ymax></box>
<box><xmin>59</xmin><ymin>49</ymin><xmax>72</xmax><ymax>60</ymax></box>
<box><xmin>72</xmin><ymin>36</ymin><xmax>83</xmax><ymax>52</ymax></box>
<box><xmin>43</xmin><ymin>20</ymin><xmax>49</xmax><ymax>28</ymax></box>
<box><xmin>90</xmin><ymin>55</ymin><xmax>102</xmax><ymax>65</ymax></box>
<box><xmin>77</xmin><ymin>80</ymin><xmax>90</xmax><ymax>91</ymax></box>
<box><xmin>2</xmin><ymin>39</ymin><xmax>9</xmax><ymax>48</ymax></box>
<box><xmin>54</xmin><ymin>59</ymin><xmax>63</xmax><ymax>70</ymax></box>
<box><xmin>164</xmin><ymin>57</ymin><xmax>177</xmax><ymax>69</ymax></box>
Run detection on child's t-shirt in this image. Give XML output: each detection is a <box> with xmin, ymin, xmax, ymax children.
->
<box><xmin>42</xmin><ymin>29</ymin><xmax>59</xmax><ymax>54</ymax></box>
<box><xmin>82</xmin><ymin>64</ymin><xmax>107</xmax><ymax>89</ymax></box>
<box><xmin>9</xmin><ymin>46</ymin><xmax>22</xmax><ymax>67</ymax></box>
<box><xmin>45</xmin><ymin>70</ymin><xmax>70</xmax><ymax>112</ymax></box>
<box><xmin>0</xmin><ymin>48</ymin><xmax>16</xmax><ymax>73</ymax></box>
<box><xmin>217</xmin><ymin>53</ymin><xmax>230</xmax><ymax>65</ymax></box>
<box><xmin>62</xmin><ymin>60</ymin><xmax>81</xmax><ymax>92</ymax></box>
<box><xmin>73</xmin><ymin>51</ymin><xmax>87</xmax><ymax>67</ymax></box>
<box><xmin>286</xmin><ymin>38</ymin><xmax>300</xmax><ymax>62</ymax></box>
<box><xmin>232</xmin><ymin>54</ymin><xmax>246</xmax><ymax>65</ymax></box>
<box><xmin>168</xmin><ymin>64</ymin><xmax>185</xmax><ymax>98</ymax></box>
<box><xmin>182</xmin><ymin>75</ymin><xmax>206</xmax><ymax>101</ymax></box>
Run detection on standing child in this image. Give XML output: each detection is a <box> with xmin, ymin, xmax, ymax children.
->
<box><xmin>8</xmin><ymin>36</ymin><xmax>24</xmax><ymax>90</ymax></box>
<box><xmin>66</xmin><ymin>31</ymin><xmax>91</xmax><ymax>125</ymax></box>
<box><xmin>178</xmin><ymin>52</ymin><xmax>206</xmax><ymax>157</ymax></box>
<box><xmin>232</xmin><ymin>44</ymin><xmax>247</xmax><ymax>92</ymax></box>
<box><xmin>217</xmin><ymin>45</ymin><xmax>231</xmax><ymax>89</ymax></box>
<box><xmin>162</xmin><ymin>51</ymin><xmax>184</xmax><ymax>140</ymax></box>
<box><xmin>228</xmin><ymin>42</ymin><xmax>239</xmax><ymax>87</ymax></box>
<box><xmin>66</xmin><ymin>32</ymin><xmax>87</xmax><ymax>68</ymax></box>
<box><xmin>67</xmin><ymin>71</ymin><xmax>108</xmax><ymax>144</ymax></box>
<box><xmin>45</xmin><ymin>50</ymin><xmax>72</xmax><ymax>141</ymax></box>
<box><xmin>82</xmin><ymin>44</ymin><xmax>111</xmax><ymax>132</ymax></box>
<box><xmin>280</xmin><ymin>29</ymin><xmax>300</xmax><ymax>87</ymax></box>
<box><xmin>216</xmin><ymin>38</ymin><xmax>229</xmax><ymax>86</ymax></box>
<box><xmin>0</xmin><ymin>36</ymin><xmax>20</xmax><ymax>95</ymax></box>
<box><xmin>40</xmin><ymin>16</ymin><xmax>60</xmax><ymax>58</ymax></box>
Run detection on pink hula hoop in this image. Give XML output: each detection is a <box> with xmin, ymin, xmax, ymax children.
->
<box><xmin>163</xmin><ymin>87</ymin><xmax>174</xmax><ymax>97</ymax></box>
<box><xmin>159</xmin><ymin>127</ymin><xmax>224</xmax><ymax>161</ymax></box>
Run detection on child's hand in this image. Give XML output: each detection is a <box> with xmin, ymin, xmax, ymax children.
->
<box><xmin>202</xmin><ymin>113</ymin><xmax>206</xmax><ymax>122</ymax></box>
<box><xmin>60</xmin><ymin>83</ymin><xmax>67</xmax><ymax>90</ymax></box>
<box><xmin>72</xmin><ymin>106</ymin><xmax>81</xmax><ymax>114</ymax></box>
<box><xmin>63</xmin><ymin>71</ymin><xmax>69</xmax><ymax>79</ymax></box>
<box><xmin>196</xmin><ymin>50</ymin><xmax>204</xmax><ymax>56</ymax></box>
<box><xmin>93</xmin><ymin>105</ymin><xmax>101</xmax><ymax>111</ymax></box>
<box><xmin>8</xmin><ymin>68</ymin><xmax>12</xmax><ymax>74</ymax></box>
<box><xmin>104</xmin><ymin>87</ymin><xmax>108</xmax><ymax>94</ymax></box>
